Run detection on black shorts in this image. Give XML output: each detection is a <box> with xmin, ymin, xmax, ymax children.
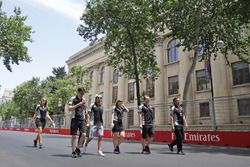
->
<box><xmin>112</xmin><ymin>120</ymin><xmax>124</xmax><ymax>133</ymax></box>
<box><xmin>35</xmin><ymin>118</ymin><xmax>46</xmax><ymax>129</ymax></box>
<box><xmin>142</xmin><ymin>125</ymin><xmax>154</xmax><ymax>139</ymax></box>
<box><xmin>77</xmin><ymin>125</ymin><xmax>90</xmax><ymax>142</ymax></box>
<box><xmin>70</xmin><ymin>118</ymin><xmax>86</xmax><ymax>136</ymax></box>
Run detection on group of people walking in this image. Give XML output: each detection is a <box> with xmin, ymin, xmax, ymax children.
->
<box><xmin>32</xmin><ymin>87</ymin><xmax>188</xmax><ymax>158</ymax></box>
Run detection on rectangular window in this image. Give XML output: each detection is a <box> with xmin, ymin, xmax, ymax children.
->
<box><xmin>112</xmin><ymin>86</ymin><xmax>118</xmax><ymax>103</ymax></box>
<box><xmin>196</xmin><ymin>70</ymin><xmax>211</xmax><ymax>91</ymax></box>
<box><xmin>146</xmin><ymin>79</ymin><xmax>155</xmax><ymax>98</ymax></box>
<box><xmin>168</xmin><ymin>75</ymin><xmax>179</xmax><ymax>95</ymax></box>
<box><xmin>128</xmin><ymin>82</ymin><xmax>135</xmax><ymax>101</ymax></box>
<box><xmin>88</xmin><ymin>95</ymin><xmax>92</xmax><ymax>107</ymax></box>
<box><xmin>128</xmin><ymin>109</ymin><xmax>134</xmax><ymax>126</ymax></box>
<box><xmin>232</xmin><ymin>62</ymin><xmax>250</xmax><ymax>85</ymax></box>
<box><xmin>238</xmin><ymin>98</ymin><xmax>250</xmax><ymax>116</ymax></box>
<box><xmin>199</xmin><ymin>102</ymin><xmax>210</xmax><ymax>117</ymax></box>
<box><xmin>152</xmin><ymin>107</ymin><xmax>155</xmax><ymax>120</ymax></box>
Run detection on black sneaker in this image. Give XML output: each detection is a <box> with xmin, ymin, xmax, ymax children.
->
<box><xmin>33</xmin><ymin>140</ymin><xmax>37</xmax><ymax>147</ymax></box>
<box><xmin>72</xmin><ymin>151</ymin><xmax>77</xmax><ymax>158</ymax></box>
<box><xmin>168</xmin><ymin>144</ymin><xmax>173</xmax><ymax>152</ymax></box>
<box><xmin>116</xmin><ymin>146</ymin><xmax>120</xmax><ymax>154</ymax></box>
<box><xmin>114</xmin><ymin>148</ymin><xmax>119</xmax><ymax>154</ymax></box>
<box><xmin>145</xmin><ymin>145</ymin><xmax>150</xmax><ymax>154</ymax></box>
<box><xmin>75</xmin><ymin>148</ymin><xmax>82</xmax><ymax>157</ymax></box>
<box><xmin>39</xmin><ymin>144</ymin><xmax>43</xmax><ymax>149</ymax></box>
<box><xmin>177</xmin><ymin>150</ymin><xmax>185</xmax><ymax>155</ymax></box>
<box><xmin>142</xmin><ymin>148</ymin><xmax>147</xmax><ymax>154</ymax></box>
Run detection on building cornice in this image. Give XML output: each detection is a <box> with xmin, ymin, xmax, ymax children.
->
<box><xmin>66</xmin><ymin>40</ymin><xmax>104</xmax><ymax>65</ymax></box>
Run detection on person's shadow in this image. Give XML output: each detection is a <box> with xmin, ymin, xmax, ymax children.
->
<box><xmin>51</xmin><ymin>152</ymin><xmax>97</xmax><ymax>158</ymax></box>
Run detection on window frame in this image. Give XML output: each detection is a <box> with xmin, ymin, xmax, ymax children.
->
<box><xmin>168</xmin><ymin>75</ymin><xmax>179</xmax><ymax>95</ymax></box>
<box><xmin>146</xmin><ymin>78</ymin><xmax>155</xmax><ymax>98</ymax></box>
<box><xmin>196</xmin><ymin>69</ymin><xmax>211</xmax><ymax>91</ymax></box>
<box><xmin>199</xmin><ymin>102</ymin><xmax>210</xmax><ymax>118</ymax></box>
<box><xmin>238</xmin><ymin>98</ymin><xmax>250</xmax><ymax>116</ymax></box>
<box><xmin>128</xmin><ymin>82</ymin><xmax>135</xmax><ymax>102</ymax></box>
<box><xmin>99</xmin><ymin>66</ymin><xmax>105</xmax><ymax>84</ymax></box>
<box><xmin>232</xmin><ymin>61</ymin><xmax>250</xmax><ymax>86</ymax></box>
<box><xmin>167</xmin><ymin>39</ymin><xmax>179</xmax><ymax>64</ymax></box>
<box><xmin>112</xmin><ymin>86</ymin><xmax>118</xmax><ymax>103</ymax></box>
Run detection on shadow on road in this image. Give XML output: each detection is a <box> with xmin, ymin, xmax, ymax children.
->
<box><xmin>51</xmin><ymin>152</ymin><xmax>98</xmax><ymax>158</ymax></box>
<box><xmin>24</xmin><ymin>145</ymin><xmax>35</xmax><ymax>148</ymax></box>
<box><xmin>51</xmin><ymin>154</ymin><xmax>72</xmax><ymax>158</ymax></box>
<box><xmin>125</xmin><ymin>152</ymin><xmax>144</xmax><ymax>155</ymax></box>
<box><xmin>151</xmin><ymin>144</ymin><xmax>250</xmax><ymax>157</ymax></box>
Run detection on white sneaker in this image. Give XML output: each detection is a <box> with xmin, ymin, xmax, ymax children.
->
<box><xmin>83</xmin><ymin>145</ymin><xmax>87</xmax><ymax>154</ymax></box>
<box><xmin>98</xmin><ymin>150</ymin><xmax>105</xmax><ymax>157</ymax></box>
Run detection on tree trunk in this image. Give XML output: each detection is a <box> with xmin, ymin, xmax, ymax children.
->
<box><xmin>182</xmin><ymin>1</ymin><xmax>202</xmax><ymax>111</ymax></box>
<box><xmin>128</xmin><ymin>30</ymin><xmax>141</xmax><ymax>107</ymax></box>
<box><xmin>182</xmin><ymin>50</ymin><xmax>199</xmax><ymax>107</ymax></box>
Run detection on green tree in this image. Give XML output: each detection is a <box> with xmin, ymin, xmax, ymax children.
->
<box><xmin>46</xmin><ymin>66</ymin><xmax>67</xmax><ymax>82</ymax></box>
<box><xmin>77</xmin><ymin>0</ymin><xmax>160</xmax><ymax>106</ymax></box>
<box><xmin>44</xmin><ymin>65</ymin><xmax>91</xmax><ymax>114</ymax></box>
<box><xmin>0</xmin><ymin>1</ymin><xmax>33</xmax><ymax>71</ymax></box>
<box><xmin>0</xmin><ymin>100</ymin><xmax>19</xmax><ymax>120</ymax></box>
<box><xmin>156</xmin><ymin>0</ymin><xmax>250</xmax><ymax>102</ymax></box>
<box><xmin>12</xmin><ymin>77</ymin><xmax>43</xmax><ymax>118</ymax></box>
<box><xmin>154</xmin><ymin>0</ymin><xmax>250</xmax><ymax>130</ymax></box>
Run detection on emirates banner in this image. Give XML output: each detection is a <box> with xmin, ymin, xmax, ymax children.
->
<box><xmin>1</xmin><ymin>127</ymin><xmax>250</xmax><ymax>147</ymax></box>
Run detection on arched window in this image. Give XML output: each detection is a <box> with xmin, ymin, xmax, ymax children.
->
<box><xmin>89</xmin><ymin>71</ymin><xmax>93</xmax><ymax>81</ymax></box>
<box><xmin>167</xmin><ymin>39</ymin><xmax>179</xmax><ymax>63</ymax></box>
<box><xmin>113</xmin><ymin>69</ymin><xmax>119</xmax><ymax>84</ymax></box>
<box><xmin>100</xmin><ymin>67</ymin><xmax>105</xmax><ymax>83</ymax></box>
<box><xmin>146</xmin><ymin>78</ymin><xmax>155</xmax><ymax>98</ymax></box>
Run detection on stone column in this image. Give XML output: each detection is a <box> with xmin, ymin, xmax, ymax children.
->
<box><xmin>103</xmin><ymin>65</ymin><xmax>111</xmax><ymax>128</ymax></box>
<box><xmin>154</xmin><ymin>39</ymin><xmax>166</xmax><ymax>125</ymax></box>
<box><xmin>210</xmin><ymin>54</ymin><xmax>230</xmax><ymax>125</ymax></box>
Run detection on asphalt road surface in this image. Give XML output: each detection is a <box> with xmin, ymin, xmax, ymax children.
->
<box><xmin>0</xmin><ymin>131</ymin><xmax>249</xmax><ymax>167</ymax></box>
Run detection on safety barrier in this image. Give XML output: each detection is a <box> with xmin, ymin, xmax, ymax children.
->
<box><xmin>1</xmin><ymin>127</ymin><xmax>250</xmax><ymax>147</ymax></box>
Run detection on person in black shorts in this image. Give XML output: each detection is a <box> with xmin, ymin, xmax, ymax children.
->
<box><xmin>68</xmin><ymin>88</ymin><xmax>87</xmax><ymax>158</ymax></box>
<box><xmin>111</xmin><ymin>99</ymin><xmax>129</xmax><ymax>154</ymax></box>
<box><xmin>77</xmin><ymin>119</ymin><xmax>92</xmax><ymax>153</ymax></box>
<box><xmin>32</xmin><ymin>97</ymin><xmax>54</xmax><ymax>149</ymax></box>
<box><xmin>138</xmin><ymin>95</ymin><xmax>155</xmax><ymax>154</ymax></box>
<box><xmin>168</xmin><ymin>97</ymin><xmax>188</xmax><ymax>155</ymax></box>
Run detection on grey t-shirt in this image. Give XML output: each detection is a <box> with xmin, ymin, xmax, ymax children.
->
<box><xmin>170</xmin><ymin>105</ymin><xmax>184</xmax><ymax>126</ymax></box>
<box><xmin>35</xmin><ymin>105</ymin><xmax>48</xmax><ymax>120</ymax></box>
<box><xmin>138</xmin><ymin>103</ymin><xmax>154</xmax><ymax>126</ymax></box>
<box><xmin>88</xmin><ymin>103</ymin><xmax>103</xmax><ymax>126</ymax></box>
<box><xmin>112</xmin><ymin>106</ymin><xmax>124</xmax><ymax>122</ymax></box>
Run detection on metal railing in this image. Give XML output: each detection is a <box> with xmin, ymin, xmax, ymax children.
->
<box><xmin>1</xmin><ymin>94</ymin><xmax>250</xmax><ymax>131</ymax></box>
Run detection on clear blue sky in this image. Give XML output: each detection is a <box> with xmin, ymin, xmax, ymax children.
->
<box><xmin>0</xmin><ymin>0</ymin><xmax>89</xmax><ymax>96</ymax></box>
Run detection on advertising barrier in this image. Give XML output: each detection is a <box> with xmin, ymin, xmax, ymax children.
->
<box><xmin>1</xmin><ymin>127</ymin><xmax>250</xmax><ymax>147</ymax></box>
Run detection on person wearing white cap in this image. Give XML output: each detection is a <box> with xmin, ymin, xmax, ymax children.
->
<box><xmin>87</xmin><ymin>94</ymin><xmax>105</xmax><ymax>156</ymax></box>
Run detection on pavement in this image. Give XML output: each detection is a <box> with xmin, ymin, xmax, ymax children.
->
<box><xmin>0</xmin><ymin>131</ymin><xmax>249</xmax><ymax>167</ymax></box>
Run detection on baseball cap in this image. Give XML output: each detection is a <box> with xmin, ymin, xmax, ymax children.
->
<box><xmin>95</xmin><ymin>94</ymin><xmax>102</xmax><ymax>98</ymax></box>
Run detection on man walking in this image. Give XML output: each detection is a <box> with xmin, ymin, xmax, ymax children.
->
<box><xmin>138</xmin><ymin>95</ymin><xmax>155</xmax><ymax>154</ymax></box>
<box><xmin>68</xmin><ymin>88</ymin><xmax>87</xmax><ymax>158</ymax></box>
<box><xmin>168</xmin><ymin>97</ymin><xmax>188</xmax><ymax>155</ymax></box>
